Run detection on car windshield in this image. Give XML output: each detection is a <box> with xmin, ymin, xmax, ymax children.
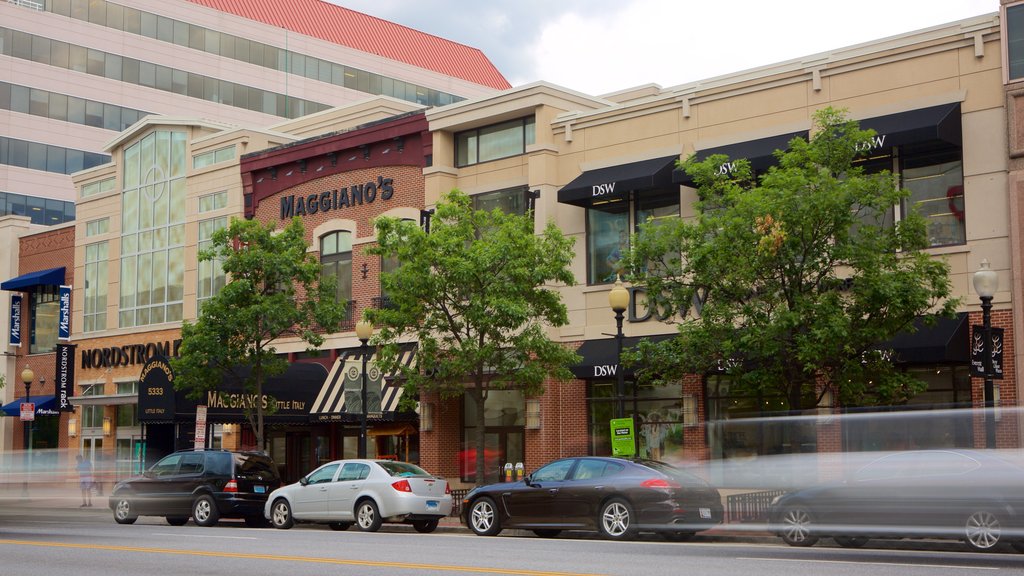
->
<box><xmin>377</xmin><ymin>461</ymin><xmax>431</xmax><ymax>478</ymax></box>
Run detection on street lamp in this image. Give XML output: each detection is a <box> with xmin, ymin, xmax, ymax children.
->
<box><xmin>608</xmin><ymin>276</ymin><xmax>629</xmax><ymax>420</ymax></box>
<box><xmin>355</xmin><ymin>320</ymin><xmax>374</xmax><ymax>459</ymax></box>
<box><xmin>21</xmin><ymin>365</ymin><xmax>34</xmax><ymax>498</ymax></box>
<box><xmin>973</xmin><ymin>258</ymin><xmax>998</xmax><ymax>449</ymax></box>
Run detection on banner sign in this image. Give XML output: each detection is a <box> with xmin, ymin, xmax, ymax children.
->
<box><xmin>971</xmin><ymin>325</ymin><xmax>1004</xmax><ymax>379</ymax></box>
<box><xmin>58</xmin><ymin>285</ymin><xmax>71</xmax><ymax>340</ymax></box>
<box><xmin>342</xmin><ymin>358</ymin><xmax>383</xmax><ymax>416</ymax></box>
<box><xmin>10</xmin><ymin>294</ymin><xmax>21</xmax><ymax>347</ymax></box>
<box><xmin>55</xmin><ymin>343</ymin><xmax>76</xmax><ymax>412</ymax></box>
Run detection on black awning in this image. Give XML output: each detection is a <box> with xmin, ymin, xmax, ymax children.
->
<box><xmin>571</xmin><ymin>334</ymin><xmax>674</xmax><ymax>379</ymax></box>
<box><xmin>858</xmin><ymin>102</ymin><xmax>961</xmax><ymax>149</ymax></box>
<box><xmin>1</xmin><ymin>267</ymin><xmax>65</xmax><ymax>292</ymax></box>
<box><xmin>557</xmin><ymin>155</ymin><xmax>678</xmax><ymax>208</ymax></box>
<box><xmin>674</xmin><ymin>131</ymin><xmax>808</xmax><ymax>186</ymax></box>
<box><xmin>877</xmin><ymin>312</ymin><xmax>969</xmax><ymax>364</ymax></box>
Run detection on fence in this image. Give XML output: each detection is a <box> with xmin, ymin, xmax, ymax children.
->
<box><xmin>725</xmin><ymin>489</ymin><xmax>787</xmax><ymax>524</ymax></box>
<box><xmin>449</xmin><ymin>488</ymin><xmax>469</xmax><ymax>517</ymax></box>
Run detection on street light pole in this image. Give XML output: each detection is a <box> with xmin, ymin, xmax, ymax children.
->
<box><xmin>608</xmin><ymin>276</ymin><xmax>629</xmax><ymax>420</ymax></box>
<box><xmin>355</xmin><ymin>320</ymin><xmax>373</xmax><ymax>459</ymax></box>
<box><xmin>973</xmin><ymin>259</ymin><xmax>998</xmax><ymax>449</ymax></box>
<box><xmin>21</xmin><ymin>366</ymin><xmax>34</xmax><ymax>498</ymax></box>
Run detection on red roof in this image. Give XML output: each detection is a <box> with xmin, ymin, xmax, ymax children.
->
<box><xmin>186</xmin><ymin>0</ymin><xmax>511</xmax><ymax>90</ymax></box>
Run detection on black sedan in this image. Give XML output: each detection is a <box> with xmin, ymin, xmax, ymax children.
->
<box><xmin>461</xmin><ymin>456</ymin><xmax>723</xmax><ymax>540</ymax></box>
<box><xmin>768</xmin><ymin>449</ymin><xmax>1024</xmax><ymax>552</ymax></box>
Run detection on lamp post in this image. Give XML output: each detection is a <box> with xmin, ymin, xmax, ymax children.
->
<box><xmin>355</xmin><ymin>320</ymin><xmax>373</xmax><ymax>459</ymax></box>
<box><xmin>973</xmin><ymin>259</ymin><xmax>998</xmax><ymax>449</ymax></box>
<box><xmin>608</xmin><ymin>276</ymin><xmax>629</xmax><ymax>420</ymax></box>
<box><xmin>21</xmin><ymin>366</ymin><xmax>34</xmax><ymax>498</ymax></box>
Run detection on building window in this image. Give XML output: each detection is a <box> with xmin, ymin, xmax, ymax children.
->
<box><xmin>81</xmin><ymin>384</ymin><xmax>104</xmax><ymax>429</ymax></box>
<box><xmin>321</xmin><ymin>231</ymin><xmax>352</xmax><ymax>312</ymax></box>
<box><xmin>586</xmin><ymin>189</ymin><xmax>680</xmax><ymax>285</ymax></box>
<box><xmin>1008</xmin><ymin>2</ymin><xmax>1024</xmax><ymax>82</ymax></box>
<box><xmin>456</xmin><ymin>117</ymin><xmax>535</xmax><ymax>167</ymax></box>
<box><xmin>587</xmin><ymin>379</ymin><xmax>685</xmax><ymax>460</ymax></box>
<box><xmin>85</xmin><ymin>218</ymin><xmax>109</xmax><ymax>237</ymax></box>
<box><xmin>29</xmin><ymin>286</ymin><xmax>59</xmax><ymax>354</ymax></box>
<box><xmin>83</xmin><ymin>241</ymin><xmax>108</xmax><ymax>332</ymax></box>
<box><xmin>119</xmin><ymin>130</ymin><xmax>186</xmax><ymax>328</ymax></box>
<box><xmin>471</xmin><ymin>186</ymin><xmax>528</xmax><ymax>215</ymax></box>
<box><xmin>81</xmin><ymin>177</ymin><xmax>117</xmax><ymax>198</ymax></box>
<box><xmin>192</xmin><ymin>145</ymin><xmax>235</xmax><ymax>170</ymax></box>
<box><xmin>197</xmin><ymin>217</ymin><xmax>227</xmax><ymax>310</ymax></box>
<box><xmin>198</xmin><ymin>191</ymin><xmax>228</xmax><ymax>213</ymax></box>
<box><xmin>0</xmin><ymin>191</ymin><xmax>75</xmax><ymax>226</ymax></box>
<box><xmin>462</xmin><ymin>390</ymin><xmax>524</xmax><ymax>484</ymax></box>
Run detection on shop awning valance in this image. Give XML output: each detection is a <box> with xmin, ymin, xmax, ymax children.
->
<box><xmin>310</xmin><ymin>344</ymin><xmax>417</xmax><ymax>422</ymax></box>
<box><xmin>876</xmin><ymin>312</ymin><xmax>969</xmax><ymax>364</ymax></box>
<box><xmin>1</xmin><ymin>267</ymin><xmax>65</xmax><ymax>292</ymax></box>
<box><xmin>557</xmin><ymin>155</ymin><xmax>679</xmax><ymax>208</ymax></box>
<box><xmin>571</xmin><ymin>334</ymin><xmax>674</xmax><ymax>379</ymax></box>
<box><xmin>674</xmin><ymin>131</ymin><xmax>808</xmax><ymax>186</ymax></box>
<box><xmin>858</xmin><ymin>102</ymin><xmax>961</xmax><ymax>149</ymax></box>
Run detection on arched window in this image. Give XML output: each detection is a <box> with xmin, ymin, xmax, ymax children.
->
<box><xmin>321</xmin><ymin>231</ymin><xmax>352</xmax><ymax>316</ymax></box>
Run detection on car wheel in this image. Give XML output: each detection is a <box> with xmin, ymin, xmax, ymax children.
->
<box><xmin>113</xmin><ymin>498</ymin><xmax>137</xmax><ymax>525</ymax></box>
<box><xmin>413</xmin><ymin>519</ymin><xmax>439</xmax><ymax>533</ymax></box>
<box><xmin>533</xmin><ymin>529</ymin><xmax>561</xmax><ymax>538</ymax></box>
<box><xmin>355</xmin><ymin>500</ymin><xmax>383</xmax><ymax>532</ymax></box>
<box><xmin>778</xmin><ymin>506</ymin><xmax>819</xmax><ymax>547</ymax></box>
<box><xmin>270</xmin><ymin>498</ymin><xmax>294</xmax><ymax>530</ymax></box>
<box><xmin>964</xmin><ymin>509</ymin><xmax>1002</xmax><ymax>552</ymax></box>
<box><xmin>598</xmin><ymin>498</ymin><xmax>636</xmax><ymax>540</ymax></box>
<box><xmin>191</xmin><ymin>494</ymin><xmax>220</xmax><ymax>527</ymax></box>
<box><xmin>166</xmin><ymin>516</ymin><xmax>189</xmax><ymax>526</ymax></box>
<box><xmin>834</xmin><ymin>536</ymin><xmax>869</xmax><ymax>548</ymax></box>
<box><xmin>468</xmin><ymin>497</ymin><xmax>502</xmax><ymax>536</ymax></box>
<box><xmin>328</xmin><ymin>522</ymin><xmax>351</xmax><ymax>531</ymax></box>
<box><xmin>243</xmin><ymin>515</ymin><xmax>268</xmax><ymax>528</ymax></box>
<box><xmin>661</xmin><ymin>531</ymin><xmax>695</xmax><ymax>542</ymax></box>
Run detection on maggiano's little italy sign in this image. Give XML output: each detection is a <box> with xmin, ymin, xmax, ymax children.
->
<box><xmin>279</xmin><ymin>175</ymin><xmax>395</xmax><ymax>220</ymax></box>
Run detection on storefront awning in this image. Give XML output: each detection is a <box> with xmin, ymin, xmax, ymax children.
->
<box><xmin>368</xmin><ymin>423</ymin><xmax>417</xmax><ymax>437</ymax></box>
<box><xmin>557</xmin><ymin>155</ymin><xmax>679</xmax><ymax>208</ymax></box>
<box><xmin>858</xmin><ymin>102</ymin><xmax>961</xmax><ymax>149</ymax></box>
<box><xmin>1</xmin><ymin>267</ymin><xmax>65</xmax><ymax>292</ymax></box>
<box><xmin>877</xmin><ymin>312</ymin><xmax>969</xmax><ymax>364</ymax></box>
<box><xmin>674</xmin><ymin>131</ymin><xmax>808</xmax><ymax>187</ymax></box>
<box><xmin>310</xmin><ymin>344</ymin><xmax>417</xmax><ymax>422</ymax></box>
<box><xmin>1</xmin><ymin>395</ymin><xmax>58</xmax><ymax>417</ymax></box>
<box><xmin>571</xmin><ymin>334</ymin><xmax>674</xmax><ymax>379</ymax></box>
<box><xmin>71</xmin><ymin>393</ymin><xmax>138</xmax><ymax>406</ymax></box>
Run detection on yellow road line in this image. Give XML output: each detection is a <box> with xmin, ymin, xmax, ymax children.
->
<box><xmin>0</xmin><ymin>539</ymin><xmax>605</xmax><ymax>576</ymax></box>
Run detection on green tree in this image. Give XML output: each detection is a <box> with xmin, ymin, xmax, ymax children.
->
<box><xmin>626</xmin><ymin>107</ymin><xmax>958</xmax><ymax>413</ymax></box>
<box><xmin>365</xmin><ymin>190</ymin><xmax>579</xmax><ymax>483</ymax></box>
<box><xmin>171</xmin><ymin>217</ymin><xmax>348</xmax><ymax>449</ymax></box>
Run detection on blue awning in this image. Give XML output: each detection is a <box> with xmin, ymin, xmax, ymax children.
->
<box><xmin>1</xmin><ymin>395</ymin><xmax>58</xmax><ymax>417</ymax></box>
<box><xmin>1</xmin><ymin>267</ymin><xmax>66</xmax><ymax>291</ymax></box>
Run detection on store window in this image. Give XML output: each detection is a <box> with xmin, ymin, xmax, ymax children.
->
<box><xmin>80</xmin><ymin>384</ymin><xmax>104</xmax><ymax>429</ymax></box>
<box><xmin>586</xmin><ymin>189</ymin><xmax>679</xmax><ymax>285</ymax></box>
<box><xmin>30</xmin><ymin>286</ymin><xmax>59</xmax><ymax>354</ymax></box>
<box><xmin>587</xmin><ymin>379</ymin><xmax>686</xmax><ymax>460</ymax></box>
<box><xmin>462</xmin><ymin>390</ymin><xmax>524</xmax><ymax>484</ymax></box>
<box><xmin>456</xmin><ymin>117</ymin><xmax>535</xmax><ymax>167</ymax></box>
<box><xmin>705</xmin><ymin>375</ymin><xmax>806</xmax><ymax>460</ymax></box>
<box><xmin>321</xmin><ymin>231</ymin><xmax>352</xmax><ymax>316</ymax></box>
<box><xmin>471</xmin><ymin>186</ymin><xmax>529</xmax><ymax>215</ymax></box>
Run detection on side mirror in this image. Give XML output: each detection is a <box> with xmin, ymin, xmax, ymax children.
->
<box><xmin>299</xmin><ymin>476</ymin><xmax>309</xmax><ymax>486</ymax></box>
<box><xmin>524</xmin><ymin>474</ymin><xmax>535</xmax><ymax>486</ymax></box>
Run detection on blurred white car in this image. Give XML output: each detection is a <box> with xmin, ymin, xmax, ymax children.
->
<box><xmin>264</xmin><ymin>459</ymin><xmax>452</xmax><ymax>533</ymax></box>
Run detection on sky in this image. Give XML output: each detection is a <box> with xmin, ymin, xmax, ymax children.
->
<box><xmin>330</xmin><ymin>0</ymin><xmax>998</xmax><ymax>96</ymax></box>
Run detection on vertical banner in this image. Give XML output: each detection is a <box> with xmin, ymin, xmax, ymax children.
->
<box><xmin>9</xmin><ymin>294</ymin><xmax>21</xmax><ymax>346</ymax></box>
<box><xmin>194</xmin><ymin>405</ymin><xmax>208</xmax><ymax>450</ymax></box>
<box><xmin>971</xmin><ymin>325</ymin><xmax>1005</xmax><ymax>379</ymax></box>
<box><xmin>58</xmin><ymin>285</ymin><xmax>72</xmax><ymax>340</ymax></box>
<box><xmin>54</xmin><ymin>343</ymin><xmax>76</xmax><ymax>412</ymax></box>
<box><xmin>342</xmin><ymin>358</ymin><xmax>383</xmax><ymax>415</ymax></box>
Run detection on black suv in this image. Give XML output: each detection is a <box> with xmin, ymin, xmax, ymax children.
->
<box><xmin>109</xmin><ymin>449</ymin><xmax>280</xmax><ymax>527</ymax></box>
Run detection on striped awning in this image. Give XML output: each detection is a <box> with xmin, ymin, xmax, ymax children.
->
<box><xmin>309</xmin><ymin>344</ymin><xmax>416</xmax><ymax>422</ymax></box>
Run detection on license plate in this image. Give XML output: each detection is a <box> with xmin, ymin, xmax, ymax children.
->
<box><xmin>699</xmin><ymin>507</ymin><xmax>711</xmax><ymax>519</ymax></box>
<box><xmin>254</xmin><ymin>485</ymin><xmax>266</xmax><ymax>494</ymax></box>
<box><xmin>426</xmin><ymin>500</ymin><xmax>439</xmax><ymax>510</ymax></box>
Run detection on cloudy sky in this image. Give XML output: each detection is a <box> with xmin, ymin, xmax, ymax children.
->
<box><xmin>330</xmin><ymin>0</ymin><xmax>998</xmax><ymax>95</ymax></box>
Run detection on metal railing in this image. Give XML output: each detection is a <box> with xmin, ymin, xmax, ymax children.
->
<box><xmin>449</xmin><ymin>488</ymin><xmax>470</xmax><ymax>517</ymax></box>
<box><xmin>8</xmin><ymin>0</ymin><xmax>44</xmax><ymax>10</ymax></box>
<box><xmin>725</xmin><ymin>489</ymin><xmax>786</xmax><ymax>523</ymax></box>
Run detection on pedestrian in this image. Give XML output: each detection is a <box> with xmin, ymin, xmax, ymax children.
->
<box><xmin>76</xmin><ymin>454</ymin><xmax>93</xmax><ymax>507</ymax></box>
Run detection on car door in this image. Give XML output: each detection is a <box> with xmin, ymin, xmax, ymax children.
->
<box><xmin>329</xmin><ymin>462</ymin><xmax>370</xmax><ymax>520</ymax></box>
<box><xmin>503</xmin><ymin>459</ymin><xmax>577</xmax><ymax>527</ymax></box>
<box><xmin>168</xmin><ymin>452</ymin><xmax>205</xmax><ymax>515</ymax></box>
<box><xmin>131</xmin><ymin>453</ymin><xmax>182</xmax><ymax>515</ymax></box>
<box><xmin>560</xmin><ymin>458</ymin><xmax>625</xmax><ymax>526</ymax></box>
<box><xmin>291</xmin><ymin>463</ymin><xmax>340</xmax><ymax>521</ymax></box>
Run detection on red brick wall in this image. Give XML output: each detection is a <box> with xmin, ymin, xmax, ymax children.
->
<box><xmin>970</xmin><ymin>309</ymin><xmax>1017</xmax><ymax>448</ymax></box>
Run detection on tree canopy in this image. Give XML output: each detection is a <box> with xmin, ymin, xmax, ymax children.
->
<box><xmin>171</xmin><ymin>217</ymin><xmax>348</xmax><ymax>449</ymax></box>
<box><xmin>364</xmin><ymin>190</ymin><xmax>579</xmax><ymax>483</ymax></box>
<box><xmin>625</xmin><ymin>107</ymin><xmax>958</xmax><ymax>412</ymax></box>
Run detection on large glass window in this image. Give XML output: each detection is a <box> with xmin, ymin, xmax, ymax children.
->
<box><xmin>80</xmin><ymin>384</ymin><xmax>104</xmax><ymax>429</ymax></box>
<box><xmin>30</xmin><ymin>286</ymin><xmax>59</xmax><ymax>354</ymax></box>
<box><xmin>119</xmin><ymin>130</ymin><xmax>186</xmax><ymax>328</ymax></box>
<box><xmin>83</xmin><ymin>241</ymin><xmax>108</xmax><ymax>332</ymax></box>
<box><xmin>0</xmin><ymin>192</ymin><xmax>74</xmax><ymax>226</ymax></box>
<box><xmin>588</xmin><ymin>379</ymin><xmax>686</xmax><ymax>460</ymax></box>
<box><xmin>586</xmin><ymin>189</ymin><xmax>679</xmax><ymax>285</ymax></box>
<box><xmin>1008</xmin><ymin>3</ymin><xmax>1024</xmax><ymax>81</ymax></box>
<box><xmin>321</xmin><ymin>231</ymin><xmax>352</xmax><ymax>315</ymax></box>
<box><xmin>456</xmin><ymin>117</ymin><xmax>535</xmax><ymax>167</ymax></box>
<box><xmin>471</xmin><ymin>186</ymin><xmax>528</xmax><ymax>215</ymax></box>
<box><xmin>462</xmin><ymin>390</ymin><xmax>524</xmax><ymax>484</ymax></box>
<box><xmin>197</xmin><ymin>217</ymin><xmax>226</xmax><ymax>310</ymax></box>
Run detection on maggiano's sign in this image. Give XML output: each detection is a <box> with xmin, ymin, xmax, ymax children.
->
<box><xmin>280</xmin><ymin>175</ymin><xmax>394</xmax><ymax>219</ymax></box>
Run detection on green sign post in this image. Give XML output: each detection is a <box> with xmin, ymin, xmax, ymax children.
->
<box><xmin>610</xmin><ymin>417</ymin><xmax>636</xmax><ymax>457</ymax></box>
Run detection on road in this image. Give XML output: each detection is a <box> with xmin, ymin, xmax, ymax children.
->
<box><xmin>1</xmin><ymin>496</ymin><xmax>1022</xmax><ymax>576</ymax></box>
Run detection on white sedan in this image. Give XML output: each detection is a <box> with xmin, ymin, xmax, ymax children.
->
<box><xmin>264</xmin><ymin>459</ymin><xmax>452</xmax><ymax>532</ymax></box>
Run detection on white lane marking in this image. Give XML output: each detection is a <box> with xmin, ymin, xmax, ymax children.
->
<box><xmin>738</xmin><ymin>557</ymin><xmax>999</xmax><ymax>570</ymax></box>
<box><xmin>150</xmin><ymin>533</ymin><xmax>258</xmax><ymax>540</ymax></box>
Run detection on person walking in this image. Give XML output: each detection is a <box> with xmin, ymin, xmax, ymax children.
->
<box><xmin>76</xmin><ymin>454</ymin><xmax>94</xmax><ymax>507</ymax></box>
